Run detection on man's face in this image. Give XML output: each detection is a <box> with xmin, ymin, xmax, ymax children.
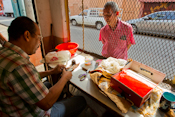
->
<box><xmin>103</xmin><ymin>7</ymin><xmax>117</xmax><ymax>26</ymax></box>
<box><xmin>28</xmin><ymin>24</ymin><xmax>42</xmax><ymax>55</ymax></box>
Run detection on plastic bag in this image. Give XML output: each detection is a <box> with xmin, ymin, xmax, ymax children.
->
<box><xmin>98</xmin><ymin>57</ymin><xmax>127</xmax><ymax>74</ymax></box>
<box><xmin>41</xmin><ymin>51</ymin><xmax>71</xmax><ymax>68</ymax></box>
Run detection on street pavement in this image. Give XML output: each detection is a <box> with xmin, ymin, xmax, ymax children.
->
<box><xmin>0</xmin><ymin>16</ymin><xmax>13</xmax><ymax>41</ymax></box>
<box><xmin>0</xmin><ymin>23</ymin><xmax>8</xmax><ymax>41</ymax></box>
<box><xmin>0</xmin><ymin>16</ymin><xmax>14</xmax><ymax>27</ymax></box>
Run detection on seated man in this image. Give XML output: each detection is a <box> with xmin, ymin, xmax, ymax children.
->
<box><xmin>0</xmin><ymin>16</ymin><xmax>86</xmax><ymax>117</ymax></box>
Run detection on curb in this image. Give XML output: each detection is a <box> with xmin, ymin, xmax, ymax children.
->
<box><xmin>0</xmin><ymin>23</ymin><xmax>9</xmax><ymax>27</ymax></box>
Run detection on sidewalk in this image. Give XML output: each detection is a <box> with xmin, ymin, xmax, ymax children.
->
<box><xmin>0</xmin><ymin>24</ymin><xmax>8</xmax><ymax>41</ymax></box>
<box><xmin>0</xmin><ymin>16</ymin><xmax>14</xmax><ymax>27</ymax></box>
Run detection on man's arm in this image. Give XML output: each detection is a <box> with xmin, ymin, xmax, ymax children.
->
<box><xmin>38</xmin><ymin>64</ymin><xmax>65</xmax><ymax>78</ymax></box>
<box><xmin>127</xmin><ymin>25</ymin><xmax>135</xmax><ymax>50</ymax></box>
<box><xmin>127</xmin><ymin>44</ymin><xmax>131</xmax><ymax>50</ymax></box>
<box><xmin>35</xmin><ymin>69</ymin><xmax>72</xmax><ymax>110</ymax></box>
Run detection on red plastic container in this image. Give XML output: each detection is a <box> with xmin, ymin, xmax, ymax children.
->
<box><xmin>55</xmin><ymin>42</ymin><xmax>79</xmax><ymax>56</ymax></box>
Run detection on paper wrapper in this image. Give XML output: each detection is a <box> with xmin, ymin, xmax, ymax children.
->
<box><xmin>136</xmin><ymin>86</ymin><xmax>164</xmax><ymax>117</ymax></box>
<box><xmin>90</xmin><ymin>70</ymin><xmax>133</xmax><ymax>113</ymax></box>
<box><xmin>104</xmin><ymin>87</ymin><xmax>133</xmax><ymax>113</ymax></box>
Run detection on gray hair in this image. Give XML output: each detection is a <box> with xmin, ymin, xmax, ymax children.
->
<box><xmin>104</xmin><ymin>2</ymin><xmax>119</xmax><ymax>13</ymax></box>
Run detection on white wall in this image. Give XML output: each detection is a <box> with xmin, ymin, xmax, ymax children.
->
<box><xmin>24</xmin><ymin>0</ymin><xmax>35</xmax><ymax>22</ymax></box>
<box><xmin>50</xmin><ymin>0</ymin><xmax>68</xmax><ymax>39</ymax></box>
<box><xmin>35</xmin><ymin>0</ymin><xmax>68</xmax><ymax>39</ymax></box>
<box><xmin>35</xmin><ymin>0</ymin><xmax>52</xmax><ymax>37</ymax></box>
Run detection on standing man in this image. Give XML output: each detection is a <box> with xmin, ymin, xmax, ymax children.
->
<box><xmin>0</xmin><ymin>16</ymin><xmax>86</xmax><ymax>117</ymax></box>
<box><xmin>99</xmin><ymin>2</ymin><xmax>135</xmax><ymax>60</ymax></box>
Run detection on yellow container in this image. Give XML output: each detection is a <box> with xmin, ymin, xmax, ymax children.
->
<box><xmin>85</xmin><ymin>55</ymin><xmax>93</xmax><ymax>66</ymax></box>
<box><xmin>172</xmin><ymin>75</ymin><xmax>175</xmax><ymax>84</ymax></box>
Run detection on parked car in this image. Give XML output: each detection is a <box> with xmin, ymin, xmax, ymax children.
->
<box><xmin>70</xmin><ymin>8</ymin><xmax>107</xmax><ymax>30</ymax></box>
<box><xmin>127</xmin><ymin>11</ymin><xmax>175</xmax><ymax>37</ymax></box>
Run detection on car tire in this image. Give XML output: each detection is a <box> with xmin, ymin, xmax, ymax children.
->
<box><xmin>131</xmin><ymin>24</ymin><xmax>137</xmax><ymax>34</ymax></box>
<box><xmin>72</xmin><ymin>20</ymin><xmax>77</xmax><ymax>26</ymax></box>
<box><xmin>96</xmin><ymin>22</ymin><xmax>103</xmax><ymax>30</ymax></box>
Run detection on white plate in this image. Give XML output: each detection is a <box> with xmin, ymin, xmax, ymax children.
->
<box><xmin>81</xmin><ymin>61</ymin><xmax>96</xmax><ymax>71</ymax></box>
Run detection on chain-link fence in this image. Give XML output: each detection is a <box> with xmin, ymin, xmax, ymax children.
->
<box><xmin>68</xmin><ymin>0</ymin><xmax>175</xmax><ymax>90</ymax></box>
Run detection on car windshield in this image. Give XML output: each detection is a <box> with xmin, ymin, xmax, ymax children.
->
<box><xmin>79</xmin><ymin>10</ymin><xmax>88</xmax><ymax>16</ymax></box>
<box><xmin>145</xmin><ymin>11</ymin><xmax>175</xmax><ymax>20</ymax></box>
<box><xmin>146</xmin><ymin>12</ymin><xmax>158</xmax><ymax>20</ymax></box>
<box><xmin>165</xmin><ymin>12</ymin><xmax>175</xmax><ymax>20</ymax></box>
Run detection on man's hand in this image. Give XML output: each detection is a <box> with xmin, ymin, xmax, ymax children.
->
<box><xmin>51</xmin><ymin>64</ymin><xmax>65</xmax><ymax>74</ymax></box>
<box><xmin>39</xmin><ymin>64</ymin><xmax>65</xmax><ymax>78</ymax></box>
<box><xmin>36</xmin><ymin>68</ymin><xmax>72</xmax><ymax>110</ymax></box>
<box><xmin>61</xmin><ymin>69</ymin><xmax>72</xmax><ymax>81</ymax></box>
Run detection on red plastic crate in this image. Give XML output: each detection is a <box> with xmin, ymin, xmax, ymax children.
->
<box><xmin>110</xmin><ymin>60</ymin><xmax>166</xmax><ymax>107</ymax></box>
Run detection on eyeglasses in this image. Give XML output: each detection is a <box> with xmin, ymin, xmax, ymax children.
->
<box><xmin>37</xmin><ymin>35</ymin><xmax>43</xmax><ymax>41</ymax></box>
<box><xmin>103</xmin><ymin>13</ymin><xmax>113</xmax><ymax>18</ymax></box>
<box><xmin>34</xmin><ymin>33</ymin><xmax>43</xmax><ymax>42</ymax></box>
